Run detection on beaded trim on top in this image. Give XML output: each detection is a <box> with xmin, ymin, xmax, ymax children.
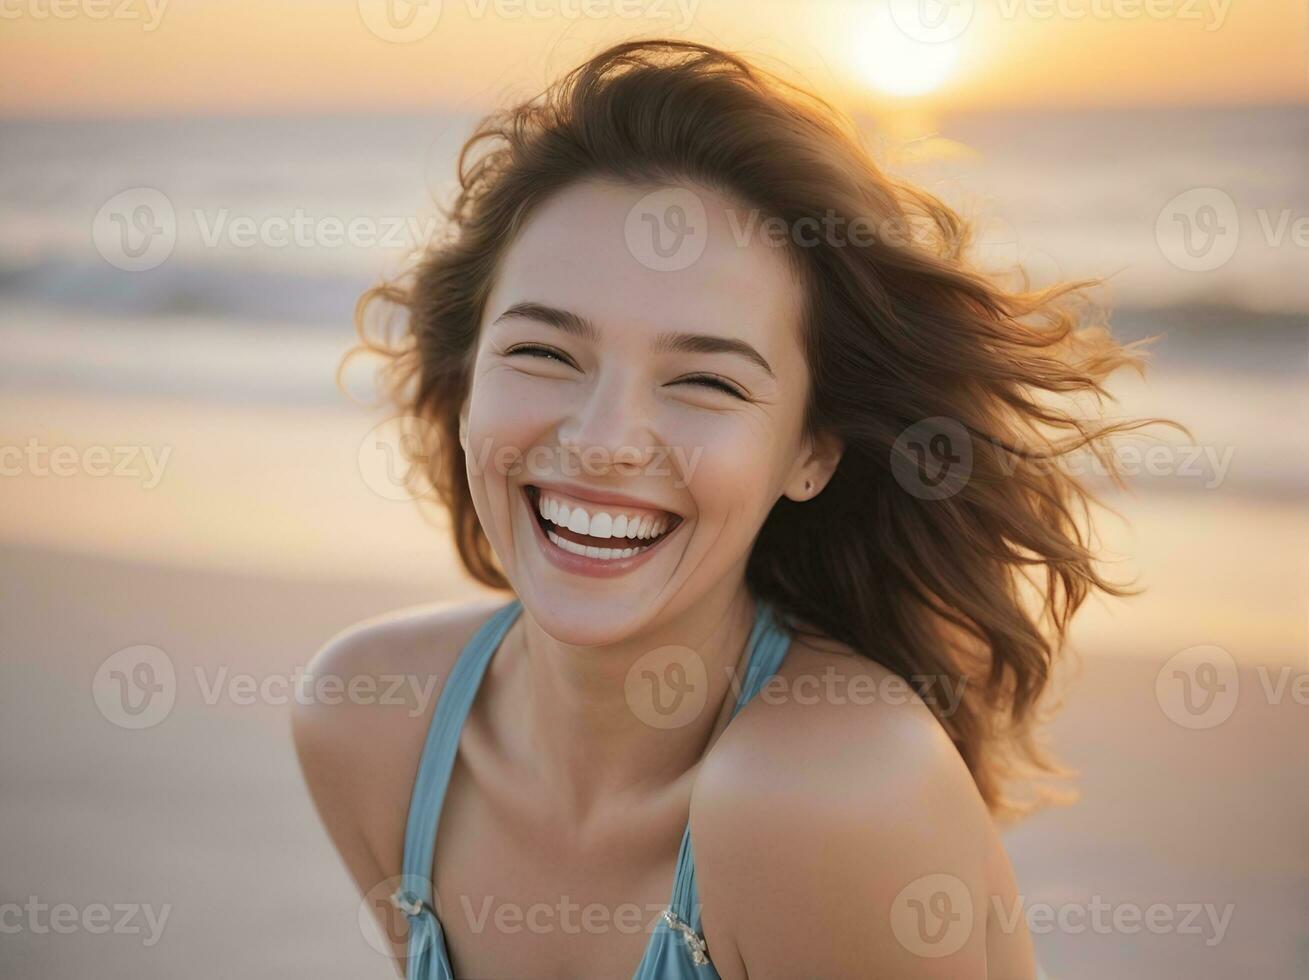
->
<box><xmin>660</xmin><ymin>908</ymin><xmax>710</xmax><ymax>966</ymax></box>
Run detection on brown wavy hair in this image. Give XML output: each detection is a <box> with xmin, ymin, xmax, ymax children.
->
<box><xmin>346</xmin><ymin>38</ymin><xmax>1167</xmax><ymax>822</ymax></box>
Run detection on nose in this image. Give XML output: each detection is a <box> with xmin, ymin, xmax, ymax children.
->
<box><xmin>556</xmin><ymin>367</ymin><xmax>659</xmax><ymax>478</ymax></box>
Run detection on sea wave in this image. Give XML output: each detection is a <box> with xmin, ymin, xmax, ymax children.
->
<box><xmin>0</xmin><ymin>256</ymin><xmax>374</xmax><ymax>326</ymax></box>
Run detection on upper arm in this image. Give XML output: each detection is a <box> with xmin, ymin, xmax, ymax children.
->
<box><xmin>691</xmin><ymin>690</ymin><xmax>1023</xmax><ymax>979</ymax></box>
<box><xmin>290</xmin><ymin>598</ymin><xmax>507</xmax><ymax>970</ymax></box>
<box><xmin>291</xmin><ymin>620</ymin><xmax>413</xmax><ymax>968</ymax></box>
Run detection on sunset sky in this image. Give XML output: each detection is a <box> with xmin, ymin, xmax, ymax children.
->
<box><xmin>0</xmin><ymin>0</ymin><xmax>1304</xmax><ymax>117</ymax></box>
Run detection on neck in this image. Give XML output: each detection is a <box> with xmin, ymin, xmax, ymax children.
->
<box><xmin>489</xmin><ymin>579</ymin><xmax>760</xmax><ymax>823</ymax></box>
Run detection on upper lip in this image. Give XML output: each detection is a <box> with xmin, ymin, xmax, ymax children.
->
<box><xmin>525</xmin><ymin>480</ymin><xmax>682</xmax><ymax>519</ymax></box>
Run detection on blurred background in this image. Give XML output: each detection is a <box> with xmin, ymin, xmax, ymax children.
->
<box><xmin>1</xmin><ymin>2</ymin><xmax>1305</xmax><ymax>978</ymax></box>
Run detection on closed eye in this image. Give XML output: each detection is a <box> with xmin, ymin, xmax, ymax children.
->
<box><xmin>674</xmin><ymin>375</ymin><xmax>748</xmax><ymax>399</ymax></box>
<box><xmin>503</xmin><ymin>343</ymin><xmax>574</xmax><ymax>365</ymax></box>
<box><xmin>504</xmin><ymin>345</ymin><xmax>745</xmax><ymax>399</ymax></box>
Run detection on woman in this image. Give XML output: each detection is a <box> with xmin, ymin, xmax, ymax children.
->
<box><xmin>294</xmin><ymin>39</ymin><xmax>1152</xmax><ymax>978</ymax></box>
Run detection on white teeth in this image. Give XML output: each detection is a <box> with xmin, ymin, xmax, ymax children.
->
<box><xmin>533</xmin><ymin>488</ymin><xmax>674</xmax><ymax>541</ymax></box>
<box><xmin>546</xmin><ymin>529</ymin><xmax>646</xmax><ymax>560</ymax></box>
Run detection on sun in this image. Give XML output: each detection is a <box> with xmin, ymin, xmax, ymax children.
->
<box><xmin>850</xmin><ymin>9</ymin><xmax>964</xmax><ymax>98</ymax></box>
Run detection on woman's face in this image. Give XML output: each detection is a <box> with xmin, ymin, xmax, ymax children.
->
<box><xmin>461</xmin><ymin>178</ymin><xmax>838</xmax><ymax>643</ymax></box>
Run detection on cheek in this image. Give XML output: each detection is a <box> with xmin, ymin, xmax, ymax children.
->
<box><xmin>464</xmin><ymin>369</ymin><xmax>557</xmax><ymax>480</ymax></box>
<box><xmin>666</xmin><ymin>412</ymin><xmax>780</xmax><ymax>524</ymax></box>
<box><xmin>460</xmin><ymin>371</ymin><xmax>556</xmax><ymax>558</ymax></box>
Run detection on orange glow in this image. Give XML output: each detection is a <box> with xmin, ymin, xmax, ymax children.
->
<box><xmin>0</xmin><ymin>0</ymin><xmax>1303</xmax><ymax>117</ymax></box>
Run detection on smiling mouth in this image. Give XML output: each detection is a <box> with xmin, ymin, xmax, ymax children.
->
<box><xmin>523</xmin><ymin>484</ymin><xmax>683</xmax><ymax>562</ymax></box>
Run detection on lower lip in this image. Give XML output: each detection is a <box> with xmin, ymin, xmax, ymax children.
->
<box><xmin>521</xmin><ymin>487</ymin><xmax>681</xmax><ymax>579</ymax></box>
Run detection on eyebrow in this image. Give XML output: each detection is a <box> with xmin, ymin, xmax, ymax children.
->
<box><xmin>493</xmin><ymin>301</ymin><xmax>775</xmax><ymax>378</ymax></box>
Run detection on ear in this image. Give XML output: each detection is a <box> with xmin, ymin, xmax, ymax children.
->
<box><xmin>783</xmin><ymin>428</ymin><xmax>844</xmax><ymax>502</ymax></box>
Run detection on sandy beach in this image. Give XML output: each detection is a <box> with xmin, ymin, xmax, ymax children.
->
<box><xmin>1</xmin><ymin>541</ymin><xmax>1304</xmax><ymax>978</ymax></box>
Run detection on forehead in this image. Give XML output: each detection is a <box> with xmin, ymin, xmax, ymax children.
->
<box><xmin>486</xmin><ymin>179</ymin><xmax>806</xmax><ymax>357</ymax></box>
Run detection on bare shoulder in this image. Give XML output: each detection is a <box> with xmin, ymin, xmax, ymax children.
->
<box><xmin>690</xmin><ymin>632</ymin><xmax>1035</xmax><ymax>979</ymax></box>
<box><xmin>290</xmin><ymin>596</ymin><xmax>513</xmax><ymax>891</ymax></box>
<box><xmin>300</xmin><ymin>594</ymin><xmax>513</xmax><ymax>685</ymax></box>
<box><xmin>694</xmin><ymin>630</ymin><xmax>975</xmax><ymax>813</ymax></box>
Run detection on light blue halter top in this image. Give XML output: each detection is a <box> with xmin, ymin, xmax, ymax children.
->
<box><xmin>391</xmin><ymin>595</ymin><xmax>794</xmax><ymax>979</ymax></box>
